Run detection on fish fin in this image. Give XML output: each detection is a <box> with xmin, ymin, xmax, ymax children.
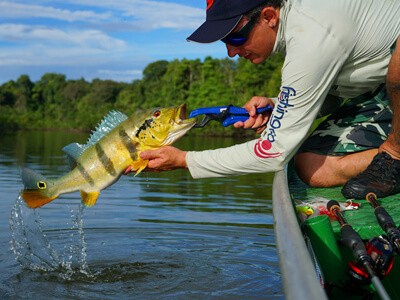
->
<box><xmin>63</xmin><ymin>111</ymin><xmax>128</xmax><ymax>168</ymax></box>
<box><xmin>21</xmin><ymin>190</ymin><xmax>58</xmax><ymax>209</ymax></box>
<box><xmin>129</xmin><ymin>160</ymin><xmax>149</xmax><ymax>176</ymax></box>
<box><xmin>20</xmin><ymin>168</ymin><xmax>58</xmax><ymax>208</ymax></box>
<box><xmin>62</xmin><ymin>143</ymin><xmax>87</xmax><ymax>169</ymax></box>
<box><xmin>86</xmin><ymin>111</ymin><xmax>128</xmax><ymax>146</ymax></box>
<box><xmin>80</xmin><ymin>190</ymin><xmax>100</xmax><ymax>207</ymax></box>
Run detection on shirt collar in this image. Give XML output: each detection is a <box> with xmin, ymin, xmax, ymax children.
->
<box><xmin>272</xmin><ymin>0</ymin><xmax>290</xmax><ymax>55</ymax></box>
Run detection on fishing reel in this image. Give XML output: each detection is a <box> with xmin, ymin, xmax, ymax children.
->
<box><xmin>348</xmin><ymin>235</ymin><xmax>395</xmax><ymax>284</ymax></box>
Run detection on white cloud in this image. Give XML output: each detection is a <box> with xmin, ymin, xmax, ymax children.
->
<box><xmin>0</xmin><ymin>0</ymin><xmax>223</xmax><ymax>83</ymax></box>
<box><xmin>0</xmin><ymin>45</ymin><xmax>136</xmax><ymax>67</ymax></box>
<box><xmin>119</xmin><ymin>0</ymin><xmax>205</xmax><ymax>30</ymax></box>
<box><xmin>0</xmin><ymin>1</ymin><xmax>111</xmax><ymax>22</ymax></box>
<box><xmin>0</xmin><ymin>0</ymin><xmax>204</xmax><ymax>31</ymax></box>
<box><xmin>0</xmin><ymin>24</ymin><xmax>126</xmax><ymax>50</ymax></box>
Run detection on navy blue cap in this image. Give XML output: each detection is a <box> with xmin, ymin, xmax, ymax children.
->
<box><xmin>187</xmin><ymin>0</ymin><xmax>267</xmax><ymax>43</ymax></box>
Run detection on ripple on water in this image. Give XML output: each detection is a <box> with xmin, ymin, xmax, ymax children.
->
<box><xmin>8</xmin><ymin>196</ymin><xmax>282</xmax><ymax>299</ymax></box>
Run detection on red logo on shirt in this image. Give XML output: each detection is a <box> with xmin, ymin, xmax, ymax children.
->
<box><xmin>254</xmin><ymin>139</ymin><xmax>281</xmax><ymax>159</ymax></box>
<box><xmin>206</xmin><ymin>0</ymin><xmax>214</xmax><ymax>10</ymax></box>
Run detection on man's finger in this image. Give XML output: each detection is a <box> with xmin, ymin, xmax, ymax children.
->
<box><xmin>124</xmin><ymin>165</ymin><xmax>133</xmax><ymax>175</ymax></box>
<box><xmin>233</xmin><ymin>121</ymin><xmax>245</xmax><ymax>128</ymax></box>
<box><xmin>140</xmin><ymin>150</ymin><xmax>156</xmax><ymax>160</ymax></box>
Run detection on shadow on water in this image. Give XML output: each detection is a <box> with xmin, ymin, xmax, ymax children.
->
<box><xmin>1</xmin><ymin>130</ymin><xmax>283</xmax><ymax>299</ymax></box>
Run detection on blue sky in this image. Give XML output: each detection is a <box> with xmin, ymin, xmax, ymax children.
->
<box><xmin>0</xmin><ymin>0</ymin><xmax>228</xmax><ymax>84</ymax></box>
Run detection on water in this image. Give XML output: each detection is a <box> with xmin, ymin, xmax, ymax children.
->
<box><xmin>0</xmin><ymin>130</ymin><xmax>283</xmax><ymax>299</ymax></box>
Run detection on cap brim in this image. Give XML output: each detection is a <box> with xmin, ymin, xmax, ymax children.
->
<box><xmin>187</xmin><ymin>16</ymin><xmax>242</xmax><ymax>43</ymax></box>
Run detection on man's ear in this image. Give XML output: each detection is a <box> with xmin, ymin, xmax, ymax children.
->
<box><xmin>260</xmin><ymin>7</ymin><xmax>279</xmax><ymax>28</ymax></box>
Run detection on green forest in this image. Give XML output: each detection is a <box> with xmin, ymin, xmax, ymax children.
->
<box><xmin>0</xmin><ymin>55</ymin><xmax>283</xmax><ymax>136</ymax></box>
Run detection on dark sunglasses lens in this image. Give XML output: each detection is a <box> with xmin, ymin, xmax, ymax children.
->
<box><xmin>221</xmin><ymin>35</ymin><xmax>247</xmax><ymax>46</ymax></box>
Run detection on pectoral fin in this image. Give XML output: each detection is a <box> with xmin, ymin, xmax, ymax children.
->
<box><xmin>129</xmin><ymin>160</ymin><xmax>149</xmax><ymax>176</ymax></box>
<box><xmin>80</xmin><ymin>190</ymin><xmax>100</xmax><ymax>207</ymax></box>
<box><xmin>21</xmin><ymin>190</ymin><xmax>58</xmax><ymax>209</ymax></box>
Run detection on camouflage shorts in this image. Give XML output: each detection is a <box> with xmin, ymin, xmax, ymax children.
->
<box><xmin>299</xmin><ymin>85</ymin><xmax>393</xmax><ymax>156</ymax></box>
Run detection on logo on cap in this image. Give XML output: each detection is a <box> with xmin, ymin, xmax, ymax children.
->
<box><xmin>206</xmin><ymin>0</ymin><xmax>214</xmax><ymax>10</ymax></box>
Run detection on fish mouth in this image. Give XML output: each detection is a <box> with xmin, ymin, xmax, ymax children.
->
<box><xmin>176</xmin><ymin>104</ymin><xmax>197</xmax><ymax>126</ymax></box>
<box><xmin>161</xmin><ymin>104</ymin><xmax>197</xmax><ymax>146</ymax></box>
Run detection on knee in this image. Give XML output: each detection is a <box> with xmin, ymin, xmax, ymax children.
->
<box><xmin>294</xmin><ymin>152</ymin><xmax>327</xmax><ymax>187</ymax></box>
<box><xmin>294</xmin><ymin>152</ymin><xmax>344</xmax><ymax>188</ymax></box>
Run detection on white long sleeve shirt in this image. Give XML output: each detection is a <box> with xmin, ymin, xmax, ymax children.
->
<box><xmin>187</xmin><ymin>0</ymin><xmax>400</xmax><ymax>178</ymax></box>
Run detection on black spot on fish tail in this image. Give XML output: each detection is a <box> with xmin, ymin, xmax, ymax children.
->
<box><xmin>76</xmin><ymin>163</ymin><xmax>96</xmax><ymax>186</ymax></box>
<box><xmin>95</xmin><ymin>144</ymin><xmax>117</xmax><ymax>176</ymax></box>
<box><xmin>119</xmin><ymin>129</ymin><xmax>138</xmax><ymax>161</ymax></box>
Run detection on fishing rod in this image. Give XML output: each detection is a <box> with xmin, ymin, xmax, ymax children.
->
<box><xmin>366</xmin><ymin>192</ymin><xmax>400</xmax><ymax>254</ymax></box>
<box><xmin>327</xmin><ymin>200</ymin><xmax>391</xmax><ymax>300</ymax></box>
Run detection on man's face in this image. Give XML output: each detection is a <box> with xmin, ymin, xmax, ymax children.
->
<box><xmin>224</xmin><ymin>8</ymin><xmax>279</xmax><ymax>64</ymax></box>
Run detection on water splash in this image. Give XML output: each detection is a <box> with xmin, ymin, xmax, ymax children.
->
<box><xmin>9</xmin><ymin>195</ymin><xmax>60</xmax><ymax>271</ymax></box>
<box><xmin>63</xmin><ymin>203</ymin><xmax>91</xmax><ymax>279</ymax></box>
<box><xmin>9</xmin><ymin>195</ymin><xmax>91</xmax><ymax>280</ymax></box>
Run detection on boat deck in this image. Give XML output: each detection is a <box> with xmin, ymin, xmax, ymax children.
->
<box><xmin>288</xmin><ymin>168</ymin><xmax>400</xmax><ymax>299</ymax></box>
<box><xmin>289</xmin><ymin>170</ymin><xmax>400</xmax><ymax>239</ymax></box>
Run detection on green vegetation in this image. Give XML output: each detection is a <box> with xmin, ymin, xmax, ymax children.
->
<box><xmin>0</xmin><ymin>55</ymin><xmax>283</xmax><ymax>136</ymax></box>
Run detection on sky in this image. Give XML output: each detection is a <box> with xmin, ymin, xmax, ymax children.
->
<box><xmin>0</xmin><ymin>0</ymin><xmax>229</xmax><ymax>84</ymax></box>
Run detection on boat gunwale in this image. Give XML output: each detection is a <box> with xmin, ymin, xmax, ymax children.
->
<box><xmin>272</xmin><ymin>169</ymin><xmax>327</xmax><ymax>300</ymax></box>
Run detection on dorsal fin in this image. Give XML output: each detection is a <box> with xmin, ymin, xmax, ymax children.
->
<box><xmin>62</xmin><ymin>143</ymin><xmax>87</xmax><ymax>169</ymax></box>
<box><xmin>86</xmin><ymin>110</ymin><xmax>128</xmax><ymax>146</ymax></box>
<box><xmin>61</xmin><ymin>111</ymin><xmax>128</xmax><ymax>169</ymax></box>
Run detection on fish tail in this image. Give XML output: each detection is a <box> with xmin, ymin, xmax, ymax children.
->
<box><xmin>20</xmin><ymin>168</ymin><xmax>59</xmax><ymax>208</ymax></box>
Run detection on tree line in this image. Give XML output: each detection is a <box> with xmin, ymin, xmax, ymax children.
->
<box><xmin>0</xmin><ymin>55</ymin><xmax>283</xmax><ymax>136</ymax></box>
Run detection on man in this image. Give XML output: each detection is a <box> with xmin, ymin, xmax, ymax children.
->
<box><xmin>140</xmin><ymin>0</ymin><xmax>400</xmax><ymax>199</ymax></box>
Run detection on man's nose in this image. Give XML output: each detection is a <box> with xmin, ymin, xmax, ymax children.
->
<box><xmin>226</xmin><ymin>43</ymin><xmax>241</xmax><ymax>57</ymax></box>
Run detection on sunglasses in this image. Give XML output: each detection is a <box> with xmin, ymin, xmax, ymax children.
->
<box><xmin>221</xmin><ymin>12</ymin><xmax>260</xmax><ymax>47</ymax></box>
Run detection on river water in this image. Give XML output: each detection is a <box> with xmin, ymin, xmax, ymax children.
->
<box><xmin>0</xmin><ymin>130</ymin><xmax>283</xmax><ymax>299</ymax></box>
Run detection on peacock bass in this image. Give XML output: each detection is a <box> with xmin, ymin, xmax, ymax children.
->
<box><xmin>20</xmin><ymin>104</ymin><xmax>196</xmax><ymax>209</ymax></box>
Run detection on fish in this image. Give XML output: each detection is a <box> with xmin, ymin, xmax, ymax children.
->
<box><xmin>20</xmin><ymin>104</ymin><xmax>196</xmax><ymax>209</ymax></box>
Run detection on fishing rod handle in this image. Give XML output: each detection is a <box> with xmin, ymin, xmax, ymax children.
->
<box><xmin>341</xmin><ymin>225</ymin><xmax>370</xmax><ymax>260</ymax></box>
<box><xmin>366</xmin><ymin>192</ymin><xmax>400</xmax><ymax>253</ymax></box>
<box><xmin>366</xmin><ymin>193</ymin><xmax>397</xmax><ymax>230</ymax></box>
<box><xmin>327</xmin><ymin>200</ymin><xmax>370</xmax><ymax>260</ymax></box>
<box><xmin>366</xmin><ymin>192</ymin><xmax>380</xmax><ymax>208</ymax></box>
<box><xmin>374</xmin><ymin>206</ymin><xmax>397</xmax><ymax>231</ymax></box>
<box><xmin>327</xmin><ymin>200</ymin><xmax>347</xmax><ymax>226</ymax></box>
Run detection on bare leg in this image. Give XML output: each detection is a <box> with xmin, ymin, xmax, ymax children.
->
<box><xmin>294</xmin><ymin>150</ymin><xmax>378</xmax><ymax>187</ymax></box>
<box><xmin>379</xmin><ymin>36</ymin><xmax>400</xmax><ymax>159</ymax></box>
<box><xmin>297</xmin><ymin>37</ymin><xmax>400</xmax><ymax>196</ymax></box>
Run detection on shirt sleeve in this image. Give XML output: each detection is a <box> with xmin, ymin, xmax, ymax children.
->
<box><xmin>186</xmin><ymin>8</ymin><xmax>351</xmax><ymax>179</ymax></box>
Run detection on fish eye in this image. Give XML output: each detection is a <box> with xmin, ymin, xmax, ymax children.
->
<box><xmin>153</xmin><ymin>110</ymin><xmax>161</xmax><ymax>118</ymax></box>
<box><xmin>37</xmin><ymin>181</ymin><xmax>46</xmax><ymax>189</ymax></box>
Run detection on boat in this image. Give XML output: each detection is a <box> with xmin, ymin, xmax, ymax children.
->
<box><xmin>272</xmin><ymin>168</ymin><xmax>400</xmax><ymax>300</ymax></box>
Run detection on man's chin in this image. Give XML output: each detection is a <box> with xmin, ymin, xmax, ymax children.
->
<box><xmin>250</xmin><ymin>57</ymin><xmax>267</xmax><ymax>64</ymax></box>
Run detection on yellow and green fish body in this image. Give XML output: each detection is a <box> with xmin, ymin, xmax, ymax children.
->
<box><xmin>21</xmin><ymin>104</ymin><xmax>196</xmax><ymax>208</ymax></box>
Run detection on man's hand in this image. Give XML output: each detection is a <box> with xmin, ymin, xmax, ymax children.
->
<box><xmin>139</xmin><ymin>146</ymin><xmax>188</xmax><ymax>172</ymax></box>
<box><xmin>233</xmin><ymin>96</ymin><xmax>275</xmax><ymax>134</ymax></box>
